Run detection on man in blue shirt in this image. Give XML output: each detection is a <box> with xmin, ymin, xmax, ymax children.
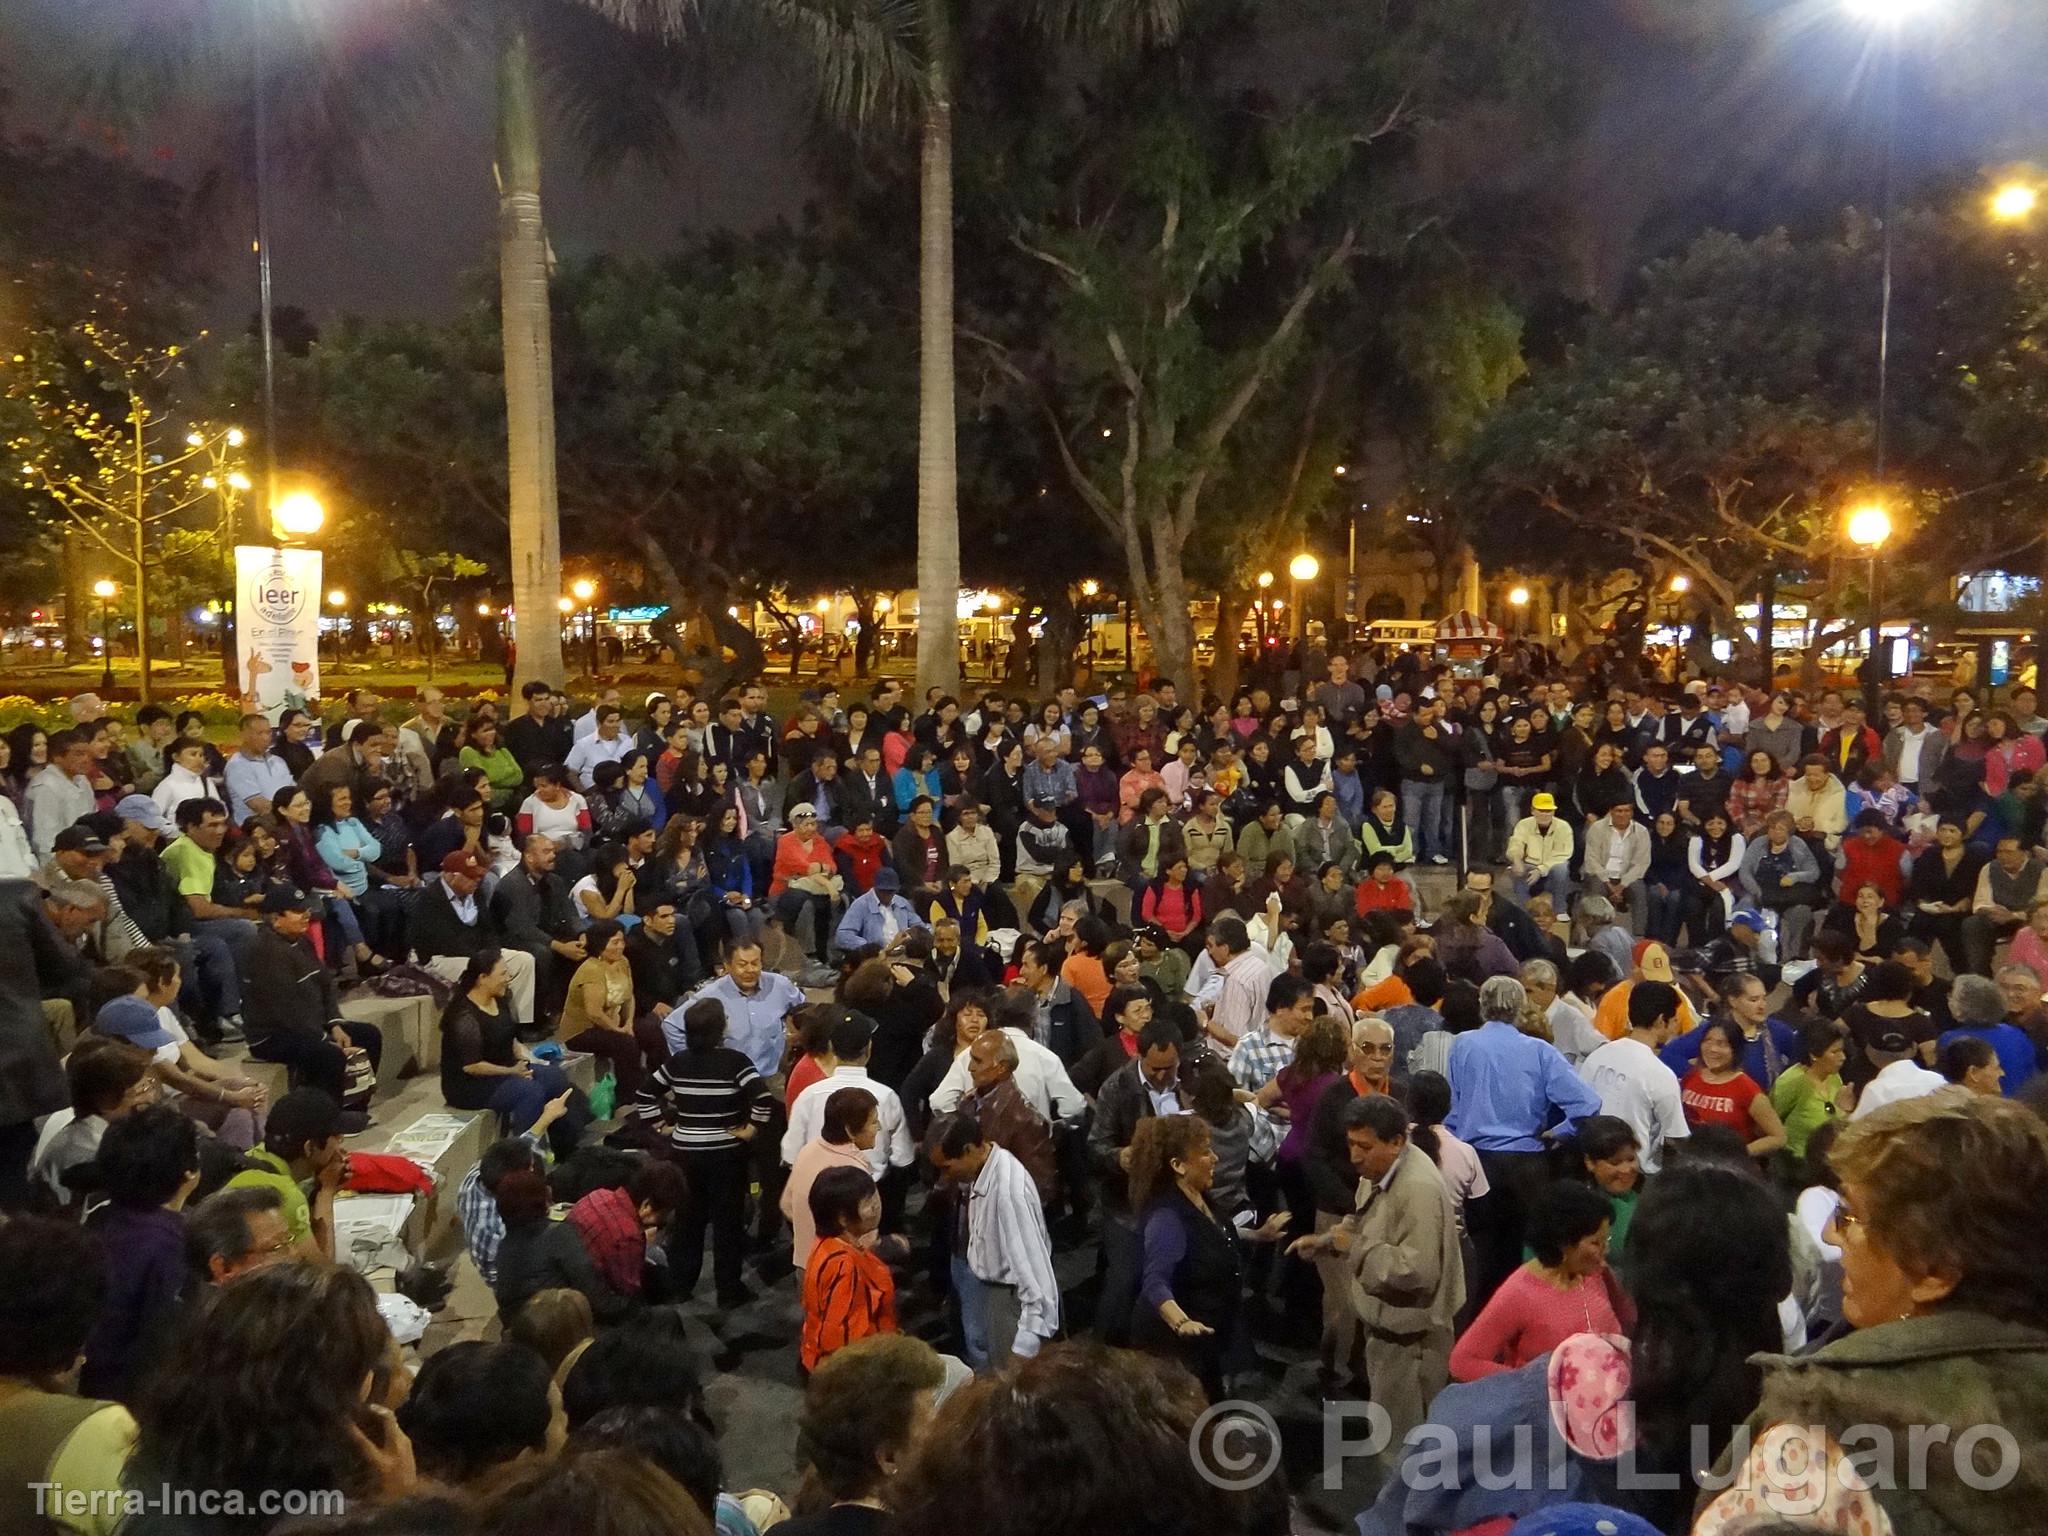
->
<box><xmin>834</xmin><ymin>867</ymin><xmax>927</xmax><ymax>953</ymax></box>
<box><xmin>1443</xmin><ymin>974</ymin><xmax>1603</xmax><ymax>1306</ymax></box>
<box><xmin>668</xmin><ymin>939</ymin><xmax>806</xmax><ymax>1083</ymax></box>
<box><xmin>1021</xmin><ymin>737</ymin><xmax>1078</xmax><ymax>812</ymax></box>
<box><xmin>222</xmin><ymin>712</ymin><xmax>298</xmax><ymax>823</ymax></box>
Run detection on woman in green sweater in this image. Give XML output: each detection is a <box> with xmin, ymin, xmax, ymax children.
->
<box><xmin>1771</xmin><ymin>1018</ymin><xmax>1855</xmax><ymax>1161</ymax></box>
<box><xmin>458</xmin><ymin>715</ymin><xmax>523</xmax><ymax>811</ymax></box>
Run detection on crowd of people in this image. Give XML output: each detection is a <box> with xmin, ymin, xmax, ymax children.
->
<box><xmin>1</xmin><ymin>652</ymin><xmax>2046</xmax><ymax>1536</ymax></box>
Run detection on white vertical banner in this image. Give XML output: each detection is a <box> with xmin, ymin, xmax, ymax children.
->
<box><xmin>234</xmin><ymin>544</ymin><xmax>323</xmax><ymax>715</ymax></box>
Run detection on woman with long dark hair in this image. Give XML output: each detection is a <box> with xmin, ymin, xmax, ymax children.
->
<box><xmin>440</xmin><ymin>947</ymin><xmax>587</xmax><ymax>1156</ymax></box>
<box><xmin>1128</xmin><ymin>1113</ymin><xmax>1288</xmax><ymax>1400</ymax></box>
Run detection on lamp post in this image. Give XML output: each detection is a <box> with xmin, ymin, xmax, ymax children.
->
<box><xmin>1842</xmin><ymin>0</ymin><xmax>1939</xmax><ymax>487</ymax></box>
<box><xmin>1255</xmin><ymin>570</ymin><xmax>1274</xmax><ymax>647</ymax></box>
<box><xmin>1288</xmin><ymin>553</ymin><xmax>1319</xmax><ymax>643</ymax></box>
<box><xmin>327</xmin><ymin>588</ymin><xmax>348</xmax><ymax>661</ymax></box>
<box><xmin>572</xmin><ymin>577</ymin><xmax>598</xmax><ymax>677</ymax></box>
<box><xmin>1507</xmin><ymin>584</ymin><xmax>1530</xmax><ymax>638</ymax></box>
<box><xmin>92</xmin><ymin>579</ymin><xmax>117</xmax><ymax>691</ymax></box>
<box><xmin>1847</xmin><ymin>503</ymin><xmax>1893</xmax><ymax>714</ymax></box>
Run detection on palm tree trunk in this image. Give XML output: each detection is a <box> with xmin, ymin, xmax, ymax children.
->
<box><xmin>914</xmin><ymin>0</ymin><xmax>961</xmax><ymax>699</ymax></box>
<box><xmin>131</xmin><ymin>414</ymin><xmax>154</xmax><ymax>703</ymax></box>
<box><xmin>497</xmin><ymin>19</ymin><xmax>565</xmax><ymax>689</ymax></box>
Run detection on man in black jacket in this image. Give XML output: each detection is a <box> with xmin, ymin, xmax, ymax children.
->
<box><xmin>626</xmin><ymin>897</ymin><xmax>700</xmax><ymax>1068</ymax></box>
<box><xmin>839</xmin><ymin>744</ymin><xmax>900</xmax><ymax>838</ymax></box>
<box><xmin>240</xmin><ymin>889</ymin><xmax>381</xmax><ymax>1119</ymax></box>
<box><xmin>492</xmin><ymin>835</ymin><xmax>587</xmax><ymax>1023</ymax></box>
<box><xmin>503</xmin><ymin>681</ymin><xmax>572</xmax><ymax>781</ymax></box>
<box><xmin>412</xmin><ymin>851</ymin><xmax>538</xmax><ymax>1025</ymax></box>
<box><xmin>788</xmin><ymin>750</ymin><xmax>850</xmax><ymax>842</ymax></box>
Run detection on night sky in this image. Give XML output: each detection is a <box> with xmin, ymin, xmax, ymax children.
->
<box><xmin>2</xmin><ymin>0</ymin><xmax>2042</xmax><ymax>327</ymax></box>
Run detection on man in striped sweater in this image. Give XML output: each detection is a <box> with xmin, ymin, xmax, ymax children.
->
<box><xmin>636</xmin><ymin>998</ymin><xmax>772</xmax><ymax>1307</ymax></box>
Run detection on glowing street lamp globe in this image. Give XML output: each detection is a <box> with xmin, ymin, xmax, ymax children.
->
<box><xmin>1992</xmin><ymin>183</ymin><xmax>2040</xmax><ymax>223</ymax></box>
<box><xmin>1255</xmin><ymin>571</ymin><xmax>1275</xmax><ymax>590</ymax></box>
<box><xmin>1669</xmin><ymin>575</ymin><xmax>1691</xmax><ymax>594</ymax></box>
<box><xmin>1289</xmin><ymin>554</ymin><xmax>1320</xmax><ymax>583</ymax></box>
<box><xmin>571</xmin><ymin>578</ymin><xmax>597</xmax><ymax>605</ymax></box>
<box><xmin>272</xmin><ymin>491</ymin><xmax>326</xmax><ymax>538</ymax></box>
<box><xmin>1847</xmin><ymin>505</ymin><xmax>1893</xmax><ymax>549</ymax></box>
<box><xmin>92</xmin><ymin>579</ymin><xmax>117</xmax><ymax>600</ymax></box>
<box><xmin>1507</xmin><ymin>586</ymin><xmax>1530</xmax><ymax>608</ymax></box>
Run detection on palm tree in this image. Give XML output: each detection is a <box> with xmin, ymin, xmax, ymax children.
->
<box><xmin>762</xmin><ymin>0</ymin><xmax>1184</xmax><ymax>696</ymax></box>
<box><xmin>70</xmin><ymin>0</ymin><xmax>692</xmax><ymax>690</ymax></box>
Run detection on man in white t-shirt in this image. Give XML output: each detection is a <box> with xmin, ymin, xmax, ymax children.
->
<box><xmin>1853</xmin><ymin>1025</ymin><xmax>1947</xmax><ymax>1119</ymax></box>
<box><xmin>1581</xmin><ymin>979</ymin><xmax>1690</xmax><ymax>1173</ymax></box>
<box><xmin>782</xmin><ymin>1013</ymin><xmax>915</xmax><ymax>1177</ymax></box>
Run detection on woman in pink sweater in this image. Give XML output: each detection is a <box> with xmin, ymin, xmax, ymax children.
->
<box><xmin>1449</xmin><ymin>1180</ymin><xmax>1630</xmax><ymax>1381</ymax></box>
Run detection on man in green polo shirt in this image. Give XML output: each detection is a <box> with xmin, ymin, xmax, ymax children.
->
<box><xmin>160</xmin><ymin>796</ymin><xmax>258</xmax><ymax>1041</ymax></box>
<box><xmin>226</xmin><ymin>1087</ymin><xmax>346</xmax><ymax>1260</ymax></box>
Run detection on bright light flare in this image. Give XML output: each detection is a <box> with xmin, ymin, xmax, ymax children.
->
<box><xmin>1992</xmin><ymin>183</ymin><xmax>2040</xmax><ymax>223</ymax></box>
<box><xmin>1847</xmin><ymin>504</ymin><xmax>1893</xmax><ymax>548</ymax></box>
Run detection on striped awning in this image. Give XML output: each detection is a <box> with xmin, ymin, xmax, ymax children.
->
<box><xmin>1435</xmin><ymin>610</ymin><xmax>1504</xmax><ymax>643</ymax></box>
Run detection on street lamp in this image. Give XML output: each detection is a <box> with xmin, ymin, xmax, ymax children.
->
<box><xmin>1668</xmin><ymin>575</ymin><xmax>1690</xmax><ymax>594</ymax></box>
<box><xmin>570</xmin><ymin>578</ymin><xmax>599</xmax><ymax>675</ymax></box>
<box><xmin>1080</xmin><ymin>579</ymin><xmax>1100</xmax><ymax>598</ymax></box>
<box><xmin>1288</xmin><ymin>553</ymin><xmax>1319</xmax><ymax>642</ymax></box>
<box><xmin>1507</xmin><ymin>584</ymin><xmax>1530</xmax><ymax>639</ymax></box>
<box><xmin>272</xmin><ymin>490</ymin><xmax>326</xmax><ymax>541</ymax></box>
<box><xmin>1991</xmin><ymin>182</ymin><xmax>2040</xmax><ymax>223</ymax></box>
<box><xmin>92</xmin><ymin>579</ymin><xmax>117</xmax><ymax>691</ymax></box>
<box><xmin>1847</xmin><ymin>503</ymin><xmax>1894</xmax><ymax>712</ymax></box>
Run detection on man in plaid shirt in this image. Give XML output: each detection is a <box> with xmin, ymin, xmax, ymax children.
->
<box><xmin>565</xmin><ymin>1159</ymin><xmax>687</xmax><ymax>1299</ymax></box>
<box><xmin>1228</xmin><ymin>973</ymin><xmax>1316</xmax><ymax>1094</ymax></box>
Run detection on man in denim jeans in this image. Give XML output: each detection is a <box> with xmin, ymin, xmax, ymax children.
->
<box><xmin>1395</xmin><ymin>698</ymin><xmax>1452</xmax><ymax>864</ymax></box>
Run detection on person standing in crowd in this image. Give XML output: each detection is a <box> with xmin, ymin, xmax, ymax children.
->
<box><xmin>1580</xmin><ymin>979</ymin><xmax>1690</xmax><ymax>1174</ymax></box>
<box><xmin>1447</xmin><ymin>1179</ymin><xmax>1624</xmax><ymax>1381</ymax></box>
<box><xmin>799</xmin><ymin>1165</ymin><xmax>899</xmax><ymax>1372</ymax></box>
<box><xmin>1127</xmin><ymin>1112</ymin><xmax>1288</xmax><ymax>1399</ymax></box>
<box><xmin>1441</xmin><ymin>968</ymin><xmax>1601</xmax><ymax>1266</ymax></box>
<box><xmin>638</xmin><ymin>998</ymin><xmax>772</xmax><ymax>1306</ymax></box>
<box><xmin>926</xmin><ymin>1111</ymin><xmax>1060</xmax><ymax>1372</ymax></box>
<box><xmin>1289</xmin><ymin>1094</ymin><xmax>1463</xmax><ymax>1460</ymax></box>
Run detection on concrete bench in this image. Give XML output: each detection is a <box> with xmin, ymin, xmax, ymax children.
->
<box><xmin>342</xmin><ymin>992</ymin><xmax>439</xmax><ymax>1080</ymax></box>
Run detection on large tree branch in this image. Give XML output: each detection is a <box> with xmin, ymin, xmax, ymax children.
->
<box><xmin>1171</xmin><ymin>227</ymin><xmax>1358</xmax><ymax>542</ymax></box>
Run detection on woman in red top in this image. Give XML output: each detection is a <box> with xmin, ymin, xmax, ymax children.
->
<box><xmin>1834</xmin><ymin>811</ymin><xmax>1906</xmax><ymax>908</ymax></box>
<box><xmin>800</xmin><ymin>1165</ymin><xmax>898</xmax><ymax>1373</ymax></box>
<box><xmin>1448</xmin><ymin>1180</ymin><xmax>1627</xmax><ymax>1381</ymax></box>
<box><xmin>1353</xmin><ymin>850</ymin><xmax>1415</xmax><ymax>918</ymax></box>
<box><xmin>1139</xmin><ymin>854</ymin><xmax>1204</xmax><ymax>946</ymax></box>
<box><xmin>1679</xmin><ymin>1017</ymin><xmax>1788</xmax><ymax>1160</ymax></box>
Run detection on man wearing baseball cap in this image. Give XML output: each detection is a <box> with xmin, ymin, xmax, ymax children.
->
<box><xmin>409</xmin><ymin>850</ymin><xmax>538</xmax><ymax>1025</ymax></box>
<box><xmin>834</xmin><ymin>866</ymin><xmax>926</xmax><ymax>954</ymax></box>
<box><xmin>107</xmin><ymin>793</ymin><xmax>245</xmax><ymax>1044</ymax></box>
<box><xmin>239</xmin><ymin>887</ymin><xmax>381</xmax><ymax>1124</ymax></box>
<box><xmin>1504</xmin><ymin>790</ymin><xmax>1573</xmax><ymax>910</ymax></box>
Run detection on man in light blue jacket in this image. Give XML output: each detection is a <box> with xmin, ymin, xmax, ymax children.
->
<box><xmin>834</xmin><ymin>867</ymin><xmax>928</xmax><ymax>953</ymax></box>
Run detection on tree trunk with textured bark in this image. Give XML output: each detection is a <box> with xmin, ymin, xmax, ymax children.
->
<box><xmin>914</xmin><ymin>0</ymin><xmax>961</xmax><ymax>699</ymax></box>
<box><xmin>497</xmin><ymin>22</ymin><xmax>565</xmax><ymax>690</ymax></box>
